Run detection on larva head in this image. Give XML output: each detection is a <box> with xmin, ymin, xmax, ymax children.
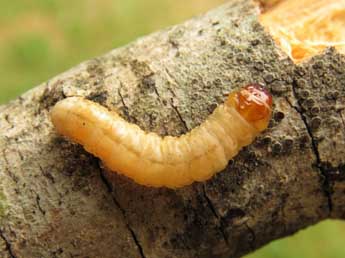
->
<box><xmin>226</xmin><ymin>84</ymin><xmax>273</xmax><ymax>132</ymax></box>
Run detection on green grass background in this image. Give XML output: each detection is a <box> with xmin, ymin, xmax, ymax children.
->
<box><xmin>0</xmin><ymin>1</ymin><xmax>345</xmax><ymax>257</ymax></box>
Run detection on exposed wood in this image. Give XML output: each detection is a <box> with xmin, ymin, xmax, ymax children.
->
<box><xmin>261</xmin><ymin>0</ymin><xmax>345</xmax><ymax>62</ymax></box>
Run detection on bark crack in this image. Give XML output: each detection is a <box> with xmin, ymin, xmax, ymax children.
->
<box><xmin>98</xmin><ymin>165</ymin><xmax>146</xmax><ymax>258</ymax></box>
<box><xmin>38</xmin><ymin>164</ymin><xmax>55</xmax><ymax>184</ymax></box>
<box><xmin>162</xmin><ymin>68</ymin><xmax>190</xmax><ymax>131</ymax></box>
<box><xmin>202</xmin><ymin>185</ymin><xmax>229</xmax><ymax>246</ymax></box>
<box><xmin>0</xmin><ymin>229</ymin><xmax>16</xmax><ymax>258</ymax></box>
<box><xmin>118</xmin><ymin>88</ymin><xmax>136</xmax><ymax>123</ymax></box>
<box><xmin>118</xmin><ymin>88</ymin><xmax>128</xmax><ymax>110</ymax></box>
<box><xmin>170</xmin><ymin>102</ymin><xmax>189</xmax><ymax>132</ymax></box>
<box><xmin>167</xmin><ymin>87</ymin><xmax>189</xmax><ymax>132</ymax></box>
<box><xmin>244</xmin><ymin>222</ymin><xmax>256</xmax><ymax>251</ymax></box>
<box><xmin>151</xmin><ymin>81</ymin><xmax>161</xmax><ymax>100</ymax></box>
<box><xmin>289</xmin><ymin>81</ymin><xmax>333</xmax><ymax>215</ymax></box>
<box><xmin>2</xmin><ymin>150</ymin><xmax>19</xmax><ymax>183</ymax></box>
<box><xmin>36</xmin><ymin>194</ymin><xmax>46</xmax><ymax>216</ymax></box>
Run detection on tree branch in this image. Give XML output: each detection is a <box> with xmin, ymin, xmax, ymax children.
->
<box><xmin>0</xmin><ymin>0</ymin><xmax>344</xmax><ymax>257</ymax></box>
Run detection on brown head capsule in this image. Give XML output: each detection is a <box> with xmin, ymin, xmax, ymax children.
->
<box><xmin>226</xmin><ymin>84</ymin><xmax>273</xmax><ymax>132</ymax></box>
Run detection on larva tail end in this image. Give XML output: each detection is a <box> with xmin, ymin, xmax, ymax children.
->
<box><xmin>51</xmin><ymin>98</ymin><xmax>71</xmax><ymax>134</ymax></box>
<box><xmin>226</xmin><ymin>84</ymin><xmax>273</xmax><ymax>132</ymax></box>
<box><xmin>50</xmin><ymin>97</ymin><xmax>86</xmax><ymax>138</ymax></box>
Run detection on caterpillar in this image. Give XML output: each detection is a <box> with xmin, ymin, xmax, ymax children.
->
<box><xmin>51</xmin><ymin>84</ymin><xmax>272</xmax><ymax>188</ymax></box>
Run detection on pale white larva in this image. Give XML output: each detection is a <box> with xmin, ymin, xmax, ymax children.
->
<box><xmin>51</xmin><ymin>84</ymin><xmax>272</xmax><ymax>188</ymax></box>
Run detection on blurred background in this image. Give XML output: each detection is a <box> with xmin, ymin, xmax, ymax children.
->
<box><xmin>0</xmin><ymin>0</ymin><xmax>345</xmax><ymax>257</ymax></box>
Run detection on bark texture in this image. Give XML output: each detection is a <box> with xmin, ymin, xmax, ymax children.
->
<box><xmin>0</xmin><ymin>1</ymin><xmax>344</xmax><ymax>257</ymax></box>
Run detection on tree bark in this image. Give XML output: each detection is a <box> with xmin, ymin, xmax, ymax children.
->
<box><xmin>0</xmin><ymin>0</ymin><xmax>344</xmax><ymax>257</ymax></box>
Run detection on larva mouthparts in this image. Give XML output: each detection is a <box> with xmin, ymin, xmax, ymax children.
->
<box><xmin>51</xmin><ymin>84</ymin><xmax>273</xmax><ymax>188</ymax></box>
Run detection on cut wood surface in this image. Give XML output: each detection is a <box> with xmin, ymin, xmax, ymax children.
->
<box><xmin>0</xmin><ymin>0</ymin><xmax>344</xmax><ymax>257</ymax></box>
<box><xmin>261</xmin><ymin>0</ymin><xmax>345</xmax><ymax>62</ymax></box>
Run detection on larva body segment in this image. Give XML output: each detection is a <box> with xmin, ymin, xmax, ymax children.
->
<box><xmin>225</xmin><ymin>108</ymin><xmax>256</xmax><ymax>147</ymax></box>
<box><xmin>51</xmin><ymin>84</ymin><xmax>272</xmax><ymax>188</ymax></box>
